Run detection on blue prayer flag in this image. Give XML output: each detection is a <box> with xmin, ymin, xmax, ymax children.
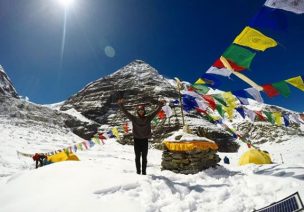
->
<box><xmin>200</xmin><ymin>74</ymin><xmax>222</xmax><ymax>88</ymax></box>
<box><xmin>249</xmin><ymin>6</ymin><xmax>288</xmax><ymax>31</ymax></box>
<box><xmin>236</xmin><ymin>107</ymin><xmax>246</xmax><ymax>119</ymax></box>
<box><xmin>182</xmin><ymin>94</ymin><xmax>198</xmax><ymax>112</ymax></box>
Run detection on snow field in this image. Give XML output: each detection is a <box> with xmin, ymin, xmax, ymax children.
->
<box><xmin>1</xmin><ymin>137</ymin><xmax>304</xmax><ymax>212</ymax></box>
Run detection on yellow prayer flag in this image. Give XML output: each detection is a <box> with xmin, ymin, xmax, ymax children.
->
<box><xmin>273</xmin><ymin>112</ymin><xmax>282</xmax><ymax>126</ymax></box>
<box><xmin>112</xmin><ymin>127</ymin><xmax>120</xmax><ymax>139</ymax></box>
<box><xmin>223</xmin><ymin>92</ymin><xmax>237</xmax><ymax>108</ymax></box>
<box><xmin>285</xmin><ymin>76</ymin><xmax>304</xmax><ymax>92</ymax></box>
<box><xmin>223</xmin><ymin>106</ymin><xmax>234</xmax><ymax>120</ymax></box>
<box><xmin>195</xmin><ymin>78</ymin><xmax>206</xmax><ymax>85</ymax></box>
<box><xmin>233</xmin><ymin>26</ymin><xmax>277</xmax><ymax>51</ymax></box>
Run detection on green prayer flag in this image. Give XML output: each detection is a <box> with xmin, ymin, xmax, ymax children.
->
<box><xmin>152</xmin><ymin>118</ymin><xmax>159</xmax><ymax>125</ymax></box>
<box><xmin>216</xmin><ymin>104</ymin><xmax>225</xmax><ymax>117</ymax></box>
<box><xmin>192</xmin><ymin>84</ymin><xmax>210</xmax><ymax>94</ymax></box>
<box><xmin>212</xmin><ymin>94</ymin><xmax>228</xmax><ymax>107</ymax></box>
<box><xmin>272</xmin><ymin>81</ymin><xmax>291</xmax><ymax>97</ymax></box>
<box><xmin>263</xmin><ymin>111</ymin><xmax>274</xmax><ymax>124</ymax></box>
<box><xmin>222</xmin><ymin>44</ymin><xmax>256</xmax><ymax>69</ymax></box>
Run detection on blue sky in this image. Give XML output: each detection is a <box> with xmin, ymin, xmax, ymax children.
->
<box><xmin>0</xmin><ymin>0</ymin><xmax>303</xmax><ymax>112</ymax></box>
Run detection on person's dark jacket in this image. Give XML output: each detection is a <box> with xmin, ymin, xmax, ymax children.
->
<box><xmin>119</xmin><ymin>102</ymin><xmax>163</xmax><ymax>139</ymax></box>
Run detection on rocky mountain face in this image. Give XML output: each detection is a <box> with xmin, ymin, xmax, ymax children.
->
<box><xmin>234</xmin><ymin>104</ymin><xmax>304</xmax><ymax>144</ymax></box>
<box><xmin>60</xmin><ymin>60</ymin><xmax>304</xmax><ymax>152</ymax></box>
<box><xmin>0</xmin><ymin>65</ymin><xmax>18</xmax><ymax>98</ymax></box>
<box><xmin>60</xmin><ymin>60</ymin><xmax>240</xmax><ymax>152</ymax></box>
<box><xmin>0</xmin><ymin>96</ymin><xmax>99</xmax><ymax>140</ymax></box>
<box><xmin>0</xmin><ymin>65</ymin><xmax>99</xmax><ymax>140</ymax></box>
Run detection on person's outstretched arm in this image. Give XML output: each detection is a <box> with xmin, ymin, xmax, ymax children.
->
<box><xmin>117</xmin><ymin>99</ymin><xmax>135</xmax><ymax>121</ymax></box>
<box><xmin>147</xmin><ymin>100</ymin><xmax>166</xmax><ymax>121</ymax></box>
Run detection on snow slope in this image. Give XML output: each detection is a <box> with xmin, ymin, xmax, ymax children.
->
<box><xmin>0</xmin><ymin>120</ymin><xmax>304</xmax><ymax>212</ymax></box>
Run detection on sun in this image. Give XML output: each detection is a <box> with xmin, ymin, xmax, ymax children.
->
<box><xmin>57</xmin><ymin>0</ymin><xmax>74</xmax><ymax>8</ymax></box>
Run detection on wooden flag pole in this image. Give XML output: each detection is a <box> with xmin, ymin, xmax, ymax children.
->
<box><xmin>220</xmin><ymin>56</ymin><xmax>263</xmax><ymax>91</ymax></box>
<box><xmin>175</xmin><ymin>77</ymin><xmax>185</xmax><ymax>127</ymax></box>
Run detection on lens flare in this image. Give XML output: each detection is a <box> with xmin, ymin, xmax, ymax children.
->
<box><xmin>58</xmin><ymin>0</ymin><xmax>74</xmax><ymax>8</ymax></box>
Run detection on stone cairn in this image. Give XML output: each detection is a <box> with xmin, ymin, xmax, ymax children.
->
<box><xmin>161</xmin><ymin>130</ymin><xmax>221</xmax><ymax>174</ymax></box>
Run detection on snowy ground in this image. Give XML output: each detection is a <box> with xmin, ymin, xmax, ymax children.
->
<box><xmin>0</xmin><ymin>117</ymin><xmax>304</xmax><ymax>212</ymax></box>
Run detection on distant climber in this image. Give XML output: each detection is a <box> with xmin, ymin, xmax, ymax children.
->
<box><xmin>224</xmin><ymin>156</ymin><xmax>230</xmax><ymax>164</ymax></box>
<box><xmin>117</xmin><ymin>98</ymin><xmax>165</xmax><ymax>175</ymax></box>
<box><xmin>32</xmin><ymin>153</ymin><xmax>47</xmax><ymax>169</ymax></box>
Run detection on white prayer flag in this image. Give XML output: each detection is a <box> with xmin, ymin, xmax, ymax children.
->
<box><xmin>206</xmin><ymin>66</ymin><xmax>232</xmax><ymax>77</ymax></box>
<box><xmin>244</xmin><ymin>88</ymin><xmax>264</xmax><ymax>103</ymax></box>
<box><xmin>265</xmin><ymin>0</ymin><xmax>304</xmax><ymax>14</ymax></box>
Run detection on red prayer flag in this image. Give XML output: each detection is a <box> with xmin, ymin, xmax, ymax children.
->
<box><xmin>255</xmin><ymin>111</ymin><xmax>266</xmax><ymax>121</ymax></box>
<box><xmin>98</xmin><ymin>133</ymin><xmax>106</xmax><ymax>140</ymax></box>
<box><xmin>123</xmin><ymin>122</ymin><xmax>129</xmax><ymax>133</ymax></box>
<box><xmin>203</xmin><ymin>95</ymin><xmax>216</xmax><ymax>110</ymax></box>
<box><xmin>262</xmin><ymin>84</ymin><xmax>280</xmax><ymax>97</ymax></box>
<box><xmin>157</xmin><ymin>110</ymin><xmax>166</xmax><ymax>119</ymax></box>
<box><xmin>213</xmin><ymin>58</ymin><xmax>245</xmax><ymax>72</ymax></box>
<box><xmin>247</xmin><ymin>143</ymin><xmax>252</xmax><ymax>148</ymax></box>
<box><xmin>187</xmin><ymin>86</ymin><xmax>195</xmax><ymax>92</ymax></box>
<box><xmin>82</xmin><ymin>142</ymin><xmax>89</xmax><ymax>150</ymax></box>
<box><xmin>196</xmin><ymin>108</ymin><xmax>207</xmax><ymax>114</ymax></box>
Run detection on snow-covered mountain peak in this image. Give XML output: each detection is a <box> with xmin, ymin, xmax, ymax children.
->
<box><xmin>0</xmin><ymin>65</ymin><xmax>18</xmax><ymax>98</ymax></box>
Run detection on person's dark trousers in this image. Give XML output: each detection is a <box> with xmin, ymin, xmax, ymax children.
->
<box><xmin>134</xmin><ymin>138</ymin><xmax>148</xmax><ymax>175</ymax></box>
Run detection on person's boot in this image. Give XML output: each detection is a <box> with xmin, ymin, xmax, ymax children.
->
<box><xmin>135</xmin><ymin>159</ymin><xmax>141</xmax><ymax>174</ymax></box>
<box><xmin>142</xmin><ymin>159</ymin><xmax>147</xmax><ymax>175</ymax></box>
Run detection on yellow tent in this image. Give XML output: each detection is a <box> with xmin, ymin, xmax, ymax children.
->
<box><xmin>239</xmin><ymin>149</ymin><xmax>272</xmax><ymax>166</ymax></box>
<box><xmin>47</xmin><ymin>151</ymin><xmax>80</xmax><ymax>163</ymax></box>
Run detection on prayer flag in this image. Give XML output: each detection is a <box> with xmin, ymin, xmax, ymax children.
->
<box><xmin>245</xmin><ymin>109</ymin><xmax>257</xmax><ymax>122</ymax></box>
<box><xmin>232</xmin><ymin>90</ymin><xmax>249</xmax><ymax>105</ymax></box>
<box><xmin>273</xmin><ymin>112</ymin><xmax>282</xmax><ymax>126</ymax></box>
<box><xmin>195</xmin><ymin>99</ymin><xmax>209</xmax><ymax>111</ymax></box>
<box><xmin>213</xmin><ymin>58</ymin><xmax>245</xmax><ymax>72</ymax></box>
<box><xmin>249</xmin><ymin>6</ymin><xmax>288</xmax><ymax>31</ymax></box>
<box><xmin>233</xmin><ymin>26</ymin><xmax>277</xmax><ymax>51</ymax></box>
<box><xmin>195</xmin><ymin>78</ymin><xmax>206</xmax><ymax>85</ymax></box>
<box><xmin>203</xmin><ymin>95</ymin><xmax>216</xmax><ymax>110</ymax></box>
<box><xmin>182</xmin><ymin>94</ymin><xmax>198</xmax><ymax>112</ymax></box>
<box><xmin>162</xmin><ymin>105</ymin><xmax>173</xmax><ymax>118</ymax></box>
<box><xmin>157</xmin><ymin>110</ymin><xmax>166</xmax><ymax>119</ymax></box>
<box><xmin>265</xmin><ymin>0</ymin><xmax>304</xmax><ymax>14</ymax></box>
<box><xmin>78</xmin><ymin>143</ymin><xmax>83</xmax><ymax>151</ymax></box>
<box><xmin>206</xmin><ymin>66</ymin><xmax>232</xmax><ymax>77</ymax></box>
<box><xmin>192</xmin><ymin>84</ymin><xmax>210</xmax><ymax>94</ymax></box>
<box><xmin>255</xmin><ymin>111</ymin><xmax>266</xmax><ymax>121</ymax></box>
<box><xmin>264</xmin><ymin>111</ymin><xmax>275</xmax><ymax>124</ymax></box>
<box><xmin>222</xmin><ymin>44</ymin><xmax>256</xmax><ymax>69</ymax></box>
<box><xmin>236</xmin><ymin>107</ymin><xmax>246</xmax><ymax>119</ymax></box>
<box><xmin>216</xmin><ymin>104</ymin><xmax>225</xmax><ymax>117</ymax></box>
<box><xmin>223</xmin><ymin>92</ymin><xmax>237</xmax><ymax>108</ymax></box>
<box><xmin>262</xmin><ymin>84</ymin><xmax>280</xmax><ymax>97</ymax></box>
<box><xmin>237</xmin><ymin>97</ymin><xmax>249</xmax><ymax>105</ymax></box>
<box><xmin>198</xmin><ymin>74</ymin><xmax>222</xmax><ymax>88</ymax></box>
<box><xmin>82</xmin><ymin>141</ymin><xmax>89</xmax><ymax>150</ymax></box>
<box><xmin>212</xmin><ymin>94</ymin><xmax>228</xmax><ymax>106</ymax></box>
<box><xmin>123</xmin><ymin>122</ymin><xmax>129</xmax><ymax>133</ymax></box>
<box><xmin>285</xmin><ymin>76</ymin><xmax>304</xmax><ymax>91</ymax></box>
<box><xmin>244</xmin><ymin>87</ymin><xmax>264</xmax><ymax>102</ymax></box>
<box><xmin>224</xmin><ymin>106</ymin><xmax>234</xmax><ymax>120</ymax></box>
<box><xmin>283</xmin><ymin>114</ymin><xmax>290</xmax><ymax>126</ymax></box>
<box><xmin>272</xmin><ymin>81</ymin><xmax>291</xmax><ymax>97</ymax></box>
<box><xmin>92</xmin><ymin>137</ymin><xmax>100</xmax><ymax>145</ymax></box>
<box><xmin>112</xmin><ymin>127</ymin><xmax>120</xmax><ymax>139</ymax></box>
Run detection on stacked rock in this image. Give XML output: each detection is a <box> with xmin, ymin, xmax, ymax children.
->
<box><xmin>161</xmin><ymin>130</ymin><xmax>221</xmax><ymax>174</ymax></box>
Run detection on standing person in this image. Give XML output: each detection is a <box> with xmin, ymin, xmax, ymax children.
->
<box><xmin>117</xmin><ymin>98</ymin><xmax>165</xmax><ymax>175</ymax></box>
